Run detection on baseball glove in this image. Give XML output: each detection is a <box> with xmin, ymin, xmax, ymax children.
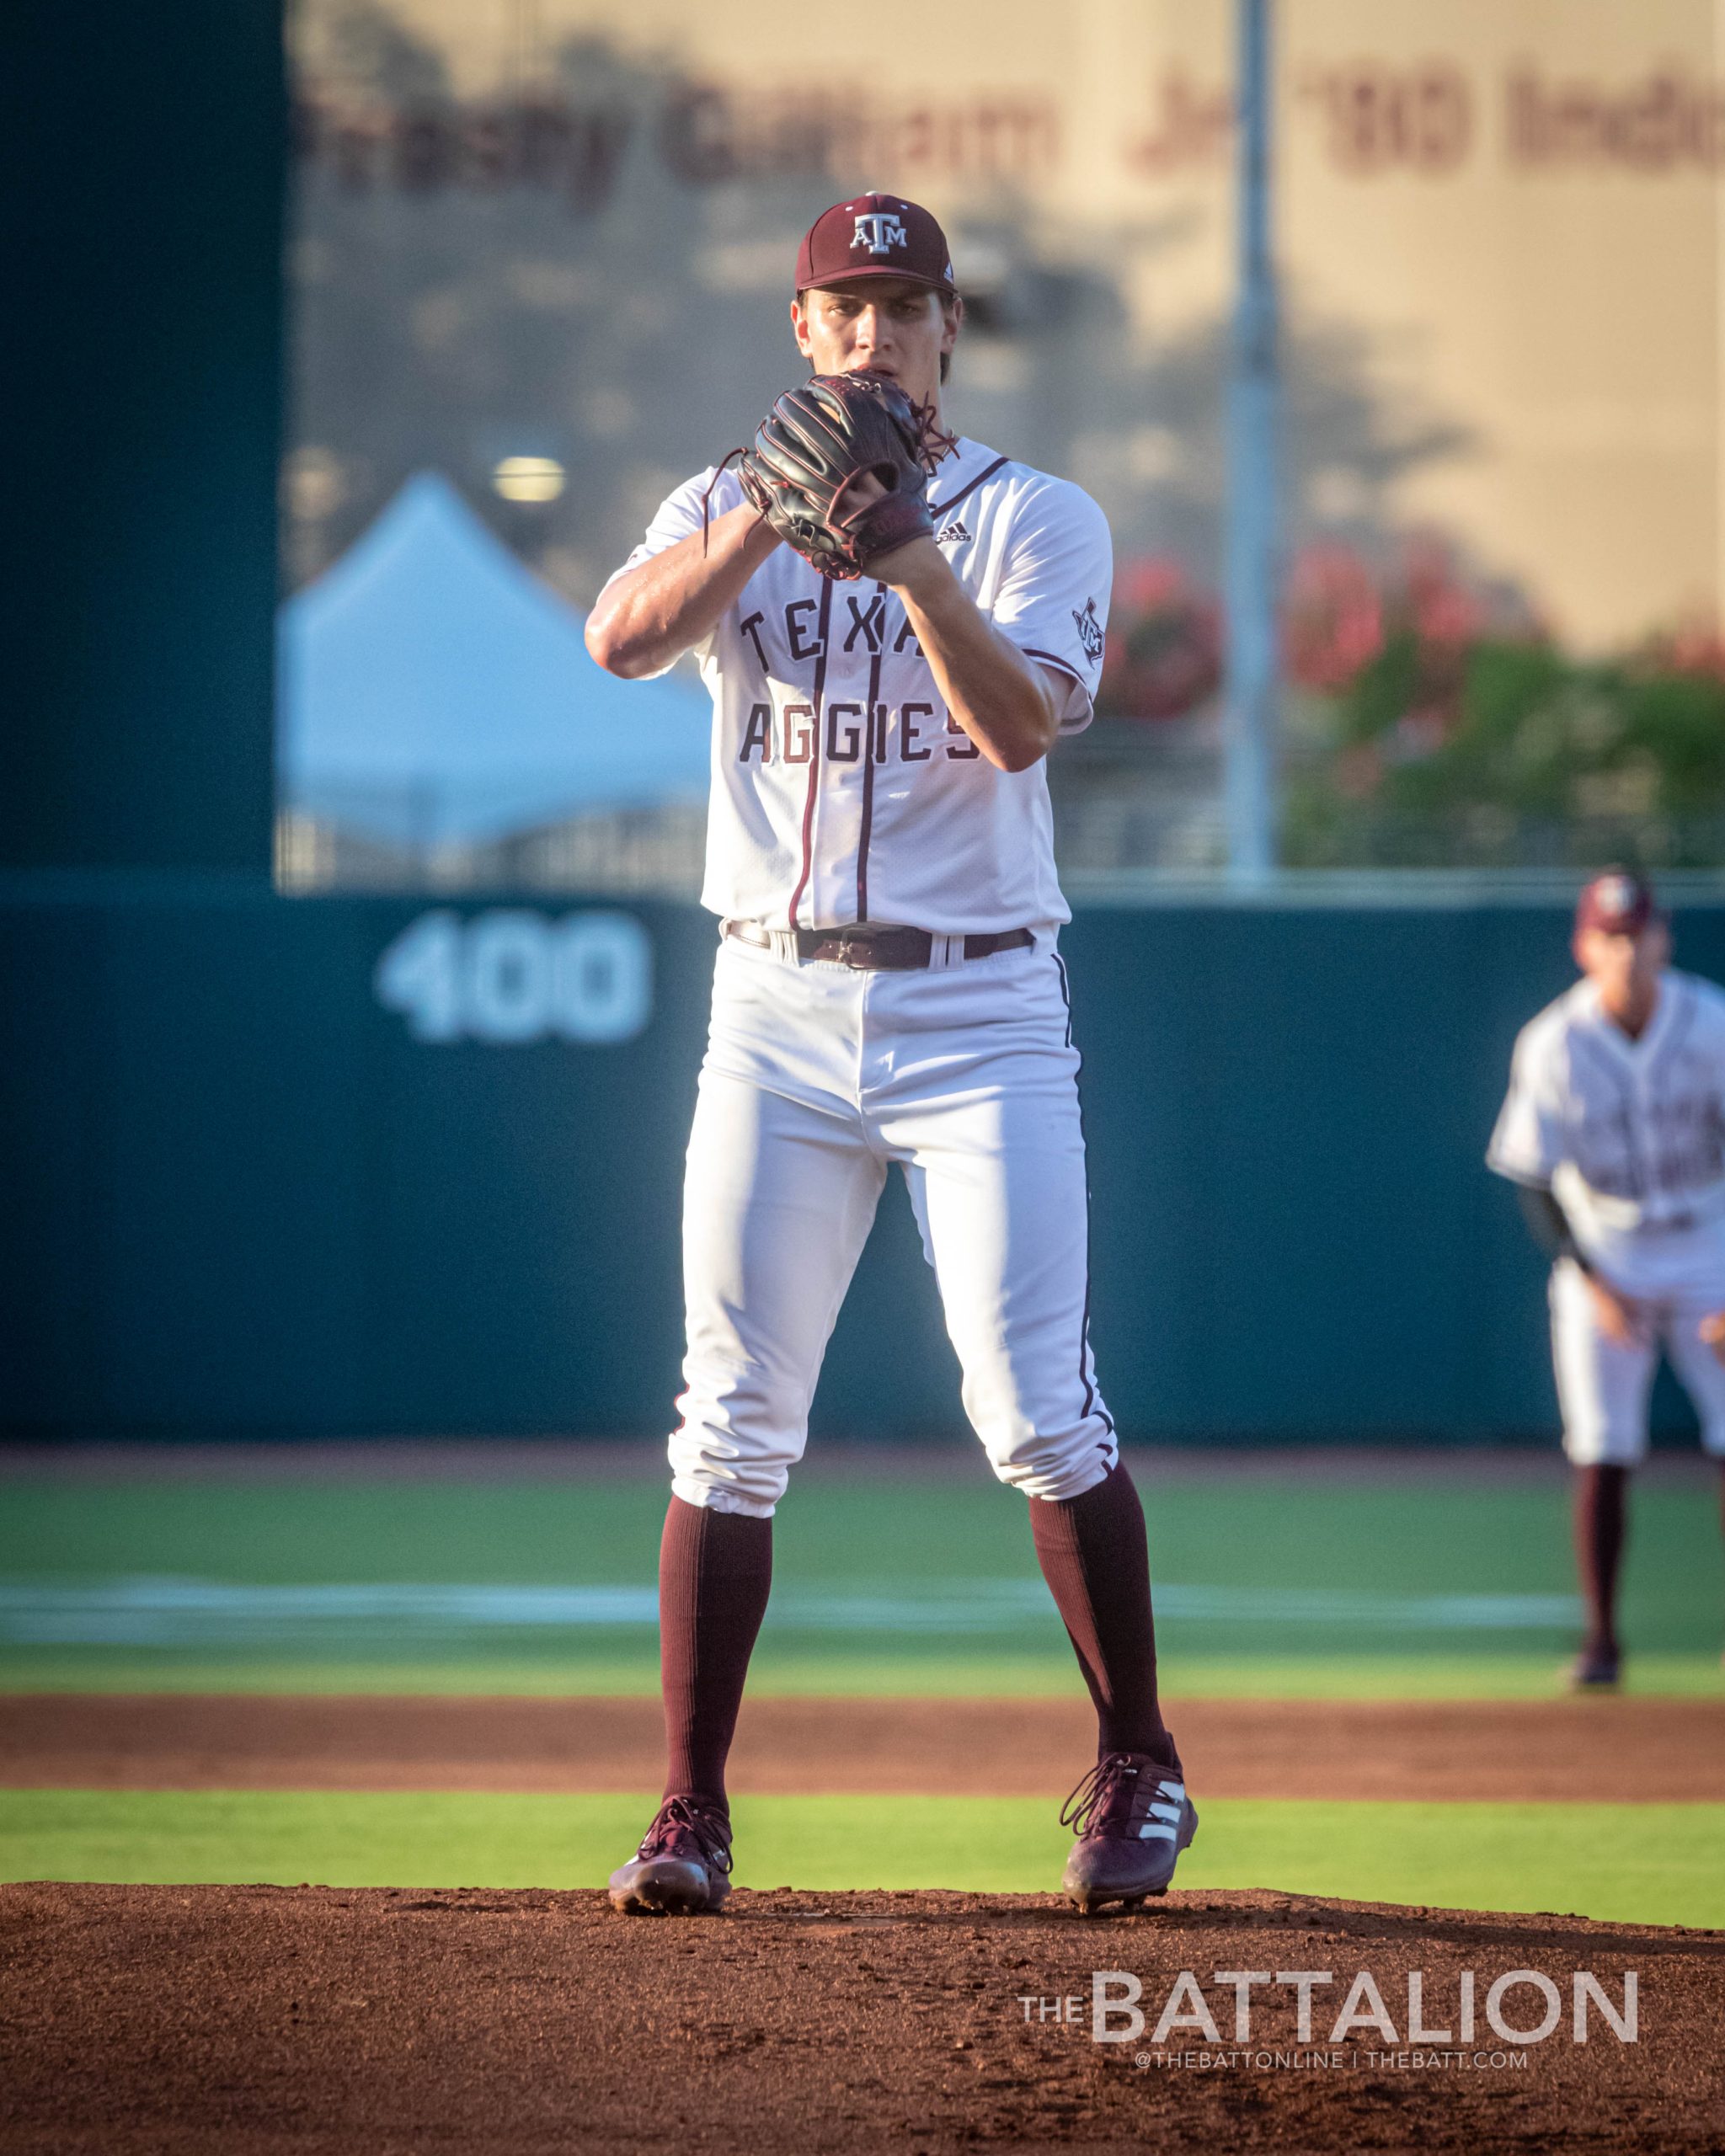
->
<box><xmin>736</xmin><ymin>371</ymin><xmax>951</xmax><ymax>581</ymax></box>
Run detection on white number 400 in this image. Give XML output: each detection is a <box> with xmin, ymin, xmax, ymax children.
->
<box><xmin>375</xmin><ymin>909</ymin><xmax>653</xmax><ymax>1045</ymax></box>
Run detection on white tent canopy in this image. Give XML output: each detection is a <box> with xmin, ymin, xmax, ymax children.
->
<box><xmin>278</xmin><ymin>472</ymin><xmax>711</xmax><ymax>847</ymax></box>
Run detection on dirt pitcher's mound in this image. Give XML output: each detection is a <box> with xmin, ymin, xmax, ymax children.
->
<box><xmin>2</xmin><ymin>1885</ymin><xmax>1720</xmax><ymax>2153</ymax></box>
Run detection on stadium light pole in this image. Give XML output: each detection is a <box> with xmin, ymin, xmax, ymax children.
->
<box><xmin>1222</xmin><ymin>0</ymin><xmax>1279</xmax><ymax>883</ymax></box>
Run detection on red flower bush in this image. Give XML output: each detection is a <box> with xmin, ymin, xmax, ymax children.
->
<box><xmin>1636</xmin><ymin>619</ymin><xmax>1725</xmax><ymax>684</ymax></box>
<box><xmin>1401</xmin><ymin>533</ymin><xmax>1486</xmax><ymax>650</ymax></box>
<box><xmin>1097</xmin><ymin>538</ymin><xmax>1537</xmax><ymax>732</ymax></box>
<box><xmin>1097</xmin><ymin>559</ymin><xmax>1222</xmax><ymax>722</ymax></box>
<box><xmin>1282</xmin><ymin>545</ymin><xmax>1385</xmax><ymax>691</ymax></box>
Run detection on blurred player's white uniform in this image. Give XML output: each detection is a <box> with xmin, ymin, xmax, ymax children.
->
<box><xmin>1488</xmin><ymin>969</ymin><xmax>1725</xmax><ymax>1463</ymax></box>
<box><xmin>612</xmin><ymin>446</ymin><xmax>1117</xmax><ymax>1515</ymax></box>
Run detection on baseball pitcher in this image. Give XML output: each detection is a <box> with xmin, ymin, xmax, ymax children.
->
<box><xmin>1488</xmin><ymin>868</ymin><xmax>1725</xmax><ymax>1687</ymax></box>
<box><xmin>585</xmin><ymin>194</ymin><xmax>1194</xmax><ymax>1916</ymax></box>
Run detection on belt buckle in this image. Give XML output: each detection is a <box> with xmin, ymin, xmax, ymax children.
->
<box><xmin>819</xmin><ymin>926</ymin><xmax>873</xmax><ymax>968</ymax></box>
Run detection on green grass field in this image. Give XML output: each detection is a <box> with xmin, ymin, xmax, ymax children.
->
<box><xmin>2</xmin><ymin>1465</ymin><xmax>1721</xmax><ymax>1695</ymax></box>
<box><xmin>3</xmin><ymin>1459</ymin><xmax>1722</xmax><ymax>1921</ymax></box>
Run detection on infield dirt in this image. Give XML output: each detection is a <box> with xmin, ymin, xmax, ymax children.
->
<box><xmin>3</xmin><ymin>1882</ymin><xmax>1719</xmax><ymax>2153</ymax></box>
<box><xmin>3</xmin><ymin>1693</ymin><xmax>1722</xmax><ymax>1800</ymax></box>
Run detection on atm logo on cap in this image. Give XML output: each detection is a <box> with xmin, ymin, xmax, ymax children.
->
<box><xmin>1596</xmin><ymin>874</ymin><xmax>1636</xmax><ymax>915</ymax></box>
<box><xmin>852</xmin><ymin>212</ymin><xmax>908</xmax><ymax>255</ymax></box>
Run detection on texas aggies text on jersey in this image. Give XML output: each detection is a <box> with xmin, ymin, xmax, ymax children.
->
<box><xmin>608</xmin><ymin>439</ymin><xmax>1112</xmax><ymax>935</ymax></box>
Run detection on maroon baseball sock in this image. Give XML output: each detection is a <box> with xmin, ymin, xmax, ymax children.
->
<box><xmin>1028</xmin><ymin>1460</ymin><xmax>1178</xmax><ymax>1771</ymax></box>
<box><xmin>658</xmin><ymin>1494</ymin><xmax>772</xmax><ymax>1809</ymax></box>
<box><xmin>1573</xmin><ymin>1463</ymin><xmax>1629</xmax><ymax>1654</ymax></box>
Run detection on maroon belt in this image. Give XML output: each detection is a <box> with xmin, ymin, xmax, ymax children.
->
<box><xmin>723</xmin><ymin>921</ymin><xmax>1034</xmax><ymax>970</ymax></box>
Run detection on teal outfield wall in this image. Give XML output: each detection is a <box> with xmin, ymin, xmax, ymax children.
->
<box><xmin>5</xmin><ymin>886</ymin><xmax>1721</xmax><ymax>1444</ymax></box>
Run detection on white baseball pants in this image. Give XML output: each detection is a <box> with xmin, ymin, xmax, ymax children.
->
<box><xmin>1549</xmin><ymin>1257</ymin><xmax>1725</xmax><ymax>1465</ymax></box>
<box><xmin>668</xmin><ymin>933</ymin><xmax>1119</xmax><ymax>1515</ymax></box>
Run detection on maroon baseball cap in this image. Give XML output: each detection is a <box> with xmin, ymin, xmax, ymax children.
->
<box><xmin>1575</xmin><ymin>867</ymin><xmax>1657</xmax><ymax>937</ymax></box>
<box><xmin>795</xmin><ymin>193</ymin><xmax>955</xmax><ymax>296</ymax></box>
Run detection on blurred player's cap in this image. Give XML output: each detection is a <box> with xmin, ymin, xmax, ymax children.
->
<box><xmin>1575</xmin><ymin>867</ymin><xmax>1657</xmax><ymax>937</ymax></box>
<box><xmin>796</xmin><ymin>194</ymin><xmax>956</xmax><ymax>296</ymax></box>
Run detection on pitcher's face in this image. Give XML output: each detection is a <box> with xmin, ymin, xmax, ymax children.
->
<box><xmin>791</xmin><ymin>278</ymin><xmax>959</xmax><ymax>411</ymax></box>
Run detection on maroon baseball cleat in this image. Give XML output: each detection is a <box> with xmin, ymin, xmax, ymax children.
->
<box><xmin>607</xmin><ymin>1794</ymin><xmax>733</xmax><ymax>1915</ymax></box>
<box><xmin>1060</xmin><ymin>1752</ymin><xmax>1198</xmax><ymax>1915</ymax></box>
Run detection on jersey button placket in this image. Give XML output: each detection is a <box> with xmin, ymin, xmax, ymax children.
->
<box><xmin>788</xmin><ymin>580</ymin><xmax>836</xmax><ymax>931</ymax></box>
<box><xmin>855</xmin><ymin>583</ymin><xmax>889</xmax><ymax>923</ymax></box>
<box><xmin>814</xmin><ymin>607</ymin><xmax>871</xmax><ymax>930</ymax></box>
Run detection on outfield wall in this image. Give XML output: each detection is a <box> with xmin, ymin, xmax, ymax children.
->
<box><xmin>8</xmin><ymin>883</ymin><xmax>1718</xmax><ymax>1444</ymax></box>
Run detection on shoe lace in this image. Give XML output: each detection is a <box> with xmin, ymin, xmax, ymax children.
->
<box><xmin>1060</xmin><ymin>1752</ymin><xmax>1154</xmax><ymax>1835</ymax></box>
<box><xmin>642</xmin><ymin>1794</ymin><xmax>734</xmax><ymax>1875</ymax></box>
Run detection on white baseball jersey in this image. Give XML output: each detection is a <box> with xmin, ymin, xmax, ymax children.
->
<box><xmin>609</xmin><ymin>436</ymin><xmax>1112</xmax><ymax>934</ymax></box>
<box><xmin>1487</xmin><ymin>968</ymin><xmax>1725</xmax><ymax>1299</ymax></box>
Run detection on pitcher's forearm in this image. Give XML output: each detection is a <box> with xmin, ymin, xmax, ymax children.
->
<box><xmin>886</xmin><ymin>544</ymin><xmax>1059</xmax><ymax>771</ymax></box>
<box><xmin>586</xmin><ymin>507</ymin><xmax>780</xmax><ymax>678</ymax></box>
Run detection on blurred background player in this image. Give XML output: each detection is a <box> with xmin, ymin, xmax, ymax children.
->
<box><xmin>1488</xmin><ymin>869</ymin><xmax>1725</xmax><ymax>1688</ymax></box>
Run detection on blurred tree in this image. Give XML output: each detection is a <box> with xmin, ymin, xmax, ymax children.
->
<box><xmin>1280</xmin><ymin>545</ymin><xmax>1725</xmax><ymax>868</ymax></box>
